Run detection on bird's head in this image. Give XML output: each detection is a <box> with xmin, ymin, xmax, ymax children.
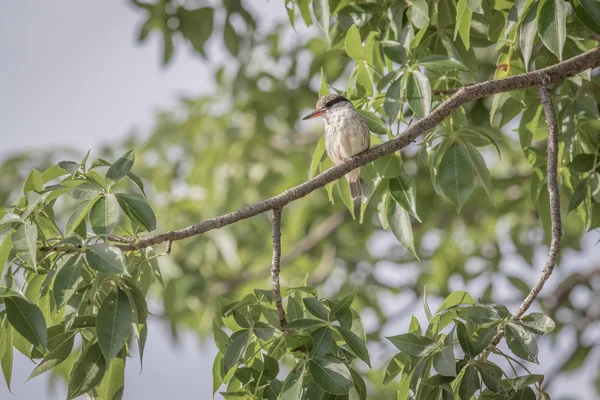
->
<box><xmin>301</xmin><ymin>94</ymin><xmax>352</xmax><ymax>120</ymax></box>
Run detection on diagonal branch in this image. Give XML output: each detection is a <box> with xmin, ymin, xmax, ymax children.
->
<box><xmin>41</xmin><ymin>46</ymin><xmax>600</xmax><ymax>254</ymax></box>
<box><xmin>483</xmin><ymin>76</ymin><xmax>563</xmax><ymax>358</ymax></box>
<box><xmin>271</xmin><ymin>207</ymin><xmax>286</xmax><ymax>329</ymax></box>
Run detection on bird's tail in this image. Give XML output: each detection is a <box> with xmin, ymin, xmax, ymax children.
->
<box><xmin>346</xmin><ymin>168</ymin><xmax>363</xmax><ymax>199</ymax></box>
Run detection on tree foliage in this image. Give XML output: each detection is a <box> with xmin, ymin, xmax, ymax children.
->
<box><xmin>1</xmin><ymin>0</ymin><xmax>600</xmax><ymax>399</ymax></box>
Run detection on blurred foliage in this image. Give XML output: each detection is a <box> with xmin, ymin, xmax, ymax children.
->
<box><xmin>1</xmin><ymin>0</ymin><xmax>600</xmax><ymax>399</ymax></box>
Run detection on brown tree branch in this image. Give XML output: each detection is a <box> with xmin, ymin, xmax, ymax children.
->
<box><xmin>271</xmin><ymin>207</ymin><xmax>286</xmax><ymax>329</ymax></box>
<box><xmin>41</xmin><ymin>46</ymin><xmax>600</xmax><ymax>255</ymax></box>
<box><xmin>483</xmin><ymin>76</ymin><xmax>563</xmax><ymax>358</ymax></box>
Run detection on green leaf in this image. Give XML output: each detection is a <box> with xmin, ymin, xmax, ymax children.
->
<box><xmin>433</xmin><ymin>345</ymin><xmax>456</xmax><ymax>377</ymax></box>
<box><xmin>115</xmin><ymin>193</ymin><xmax>157</xmax><ymax>232</ymax></box>
<box><xmin>386</xmin><ymin>333</ymin><xmax>437</xmax><ymax>357</ymax></box>
<box><xmin>252</xmin><ymin>321</ymin><xmax>274</xmax><ymax>341</ymax></box>
<box><xmin>455</xmin><ymin>319</ymin><xmax>474</xmax><ymax>358</ymax></box>
<box><xmin>506</xmin><ymin>0</ymin><xmax>533</xmax><ymax>34</ymax></box>
<box><xmin>455</xmin><ymin>0</ymin><xmax>472</xmax><ymax>49</ymax></box>
<box><xmin>349</xmin><ymin>367</ymin><xmax>367</xmax><ymax>400</ymax></box>
<box><xmin>65</xmin><ymin>199</ymin><xmax>96</xmax><ymax>236</ymax></box>
<box><xmin>319</xmin><ymin>69</ymin><xmax>330</xmax><ymax>99</ymax></box>
<box><xmin>58</xmin><ymin>161</ymin><xmax>80</xmax><ymax>175</ymax></box>
<box><xmin>408</xmin><ymin>315</ymin><xmax>422</xmax><ymax>335</ymax></box>
<box><xmin>467</xmin><ymin>0</ymin><xmax>484</xmax><ymax>13</ymax></box>
<box><xmin>437</xmin><ymin>291</ymin><xmax>474</xmax><ymax>312</ymax></box>
<box><xmin>567</xmin><ymin>154</ymin><xmax>596</xmax><ymax>173</ymax></box>
<box><xmin>476</xmin><ymin>361</ymin><xmax>503</xmax><ymax>393</ymax></box>
<box><xmin>573</xmin><ymin>0</ymin><xmax>600</xmax><ymax>35</ymax></box>
<box><xmin>280</xmin><ymin>365</ymin><xmax>305</xmax><ymax>400</ymax></box>
<box><xmin>418</xmin><ymin>55</ymin><xmax>469</xmax><ymax>72</ymax></box>
<box><xmin>383</xmin><ymin>352</ymin><xmax>408</xmax><ymax>385</ymax></box>
<box><xmin>176</xmin><ymin>7</ymin><xmax>214</xmax><ymax>56</ymax></box>
<box><xmin>310</xmin><ymin>136</ymin><xmax>326</xmax><ymax>179</ymax></box>
<box><xmin>455</xmin><ymin>306</ymin><xmax>501</xmax><ymax>324</ymax></box>
<box><xmin>459</xmin><ymin>365</ymin><xmax>480</xmax><ymax>400</ymax></box>
<box><xmin>28</xmin><ymin>331</ymin><xmax>75</xmax><ymax>380</ymax></box>
<box><xmin>0</xmin><ymin>326</ymin><xmax>13</xmax><ymax>392</ymax></box>
<box><xmin>89</xmin><ymin>194</ymin><xmax>119</xmax><ymax>235</ymax></box>
<box><xmin>389</xmin><ymin>171</ymin><xmax>421</xmax><ymax>222</ymax></box>
<box><xmin>517</xmin><ymin>313</ymin><xmax>556</xmax><ymax>334</ymax></box>
<box><xmin>23</xmin><ymin>169</ymin><xmax>43</xmax><ymax>193</ymax></box>
<box><xmin>365</xmin><ymin>31</ymin><xmax>384</xmax><ymax>74</ymax></box>
<box><xmin>106</xmin><ymin>150</ymin><xmax>134</xmax><ymax>188</ymax></box>
<box><xmin>126</xmin><ymin>171</ymin><xmax>146</xmax><ymax>197</ymax></box>
<box><xmin>143</xmin><ymin>247</ymin><xmax>163</xmax><ymax>286</ymax></box>
<box><xmin>97</xmin><ymin>352</ymin><xmax>125</xmax><ymax>400</ymax></box>
<box><xmin>97</xmin><ymin>288</ymin><xmax>133</xmax><ymax>366</ymax></box>
<box><xmin>568</xmin><ymin>179</ymin><xmax>588</xmax><ymax>212</ymax></box>
<box><xmin>223</xmin><ymin>18</ymin><xmax>240</xmax><ymax>56</ymax></box>
<box><xmin>470</xmin><ymin>321</ymin><xmax>502</xmax><ymax>356</ymax></box>
<box><xmin>520</xmin><ymin>4</ymin><xmax>538</xmax><ymax>70</ymax></box>
<box><xmin>335</xmin><ymin>326</ymin><xmax>371</xmax><ymax>367</ymax></box>
<box><xmin>223</xmin><ymin>329</ymin><xmax>249</xmax><ymax>371</ymax></box>
<box><xmin>463</xmin><ymin>142</ymin><xmax>495</xmax><ymax>204</ymax></box>
<box><xmin>387</xmin><ymin>196</ymin><xmax>419</xmax><ymax>259</ymax></box>
<box><xmin>286</xmin><ymin>293</ymin><xmax>303</xmax><ymax>322</ymax></box>
<box><xmin>5</xmin><ymin>297</ymin><xmax>47</xmax><ymax>351</ymax></box>
<box><xmin>85</xmin><ymin>244</ymin><xmax>126</xmax><ymax>275</ymax></box>
<box><xmin>505</xmin><ymin>323</ymin><xmax>538</xmax><ymax>363</ymax></box>
<box><xmin>69</xmin><ymin>181</ymin><xmax>104</xmax><ymax>201</ymax></box>
<box><xmin>336</xmin><ymin>180</ymin><xmax>355</xmax><ymax>220</ymax></box>
<box><xmin>312</xmin><ymin>0</ymin><xmax>329</xmax><ymax>40</ymax></box>
<box><xmin>52</xmin><ymin>254</ymin><xmax>82</xmax><ymax>309</ymax></box>
<box><xmin>212</xmin><ymin>353</ymin><xmax>223</xmax><ymax>395</ymax></box>
<box><xmin>67</xmin><ymin>343</ymin><xmax>106</xmax><ymax>400</ymax></box>
<box><xmin>537</xmin><ymin>0</ymin><xmax>567</xmax><ymax>60</ymax></box>
<box><xmin>311</xmin><ymin>326</ymin><xmax>333</xmax><ymax>357</ymax></box>
<box><xmin>406</xmin><ymin>69</ymin><xmax>431</xmax><ymax>117</ymax></box>
<box><xmin>303</xmin><ymin>298</ymin><xmax>329</xmax><ymax>320</ymax></box>
<box><xmin>213</xmin><ymin>321</ymin><xmax>229</xmax><ymax>354</ymax></box>
<box><xmin>345</xmin><ymin>25</ymin><xmax>363</xmax><ymax>59</ymax></box>
<box><xmin>423</xmin><ymin>288</ymin><xmax>433</xmax><ymax>322</ymax></box>
<box><xmin>384</xmin><ymin>78</ymin><xmax>402</xmax><ymax>122</ymax></box>
<box><xmin>357</xmin><ymin>109</ymin><xmax>388</xmax><ymax>136</ymax></box>
<box><xmin>284</xmin><ymin>333</ymin><xmax>313</xmax><ymax>352</ymax></box>
<box><xmin>309</xmin><ymin>356</ymin><xmax>352</xmax><ymax>395</ymax></box>
<box><xmin>382</xmin><ymin>41</ymin><xmax>407</xmax><ymax>64</ymax></box>
<box><xmin>329</xmin><ymin>291</ymin><xmax>355</xmax><ymax>322</ymax></box>
<box><xmin>23</xmin><ymin>220</ymin><xmax>38</xmax><ymax>270</ymax></box>
<box><xmin>408</xmin><ymin>0</ymin><xmax>429</xmax><ymax>29</ymax></box>
<box><xmin>0</xmin><ymin>230</ymin><xmax>13</xmax><ymax>278</ymax></box>
<box><xmin>438</xmin><ymin>142</ymin><xmax>475</xmax><ymax>212</ymax></box>
<box><xmin>122</xmin><ymin>280</ymin><xmax>148</xmax><ymax>325</ymax></box>
<box><xmin>285</xmin><ymin>318</ymin><xmax>326</xmax><ymax>330</ymax></box>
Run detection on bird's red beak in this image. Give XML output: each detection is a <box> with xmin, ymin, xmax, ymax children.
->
<box><xmin>302</xmin><ymin>108</ymin><xmax>326</xmax><ymax>120</ymax></box>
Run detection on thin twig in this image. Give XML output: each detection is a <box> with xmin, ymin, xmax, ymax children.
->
<box><xmin>161</xmin><ymin>240</ymin><xmax>173</xmax><ymax>256</ymax></box>
<box><xmin>271</xmin><ymin>207</ymin><xmax>286</xmax><ymax>329</ymax></box>
<box><xmin>40</xmin><ymin>47</ymin><xmax>600</xmax><ymax>254</ymax></box>
<box><xmin>483</xmin><ymin>76</ymin><xmax>563</xmax><ymax>359</ymax></box>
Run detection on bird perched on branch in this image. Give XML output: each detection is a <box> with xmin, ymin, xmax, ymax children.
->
<box><xmin>302</xmin><ymin>94</ymin><xmax>370</xmax><ymax>199</ymax></box>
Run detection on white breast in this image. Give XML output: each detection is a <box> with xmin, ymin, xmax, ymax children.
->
<box><xmin>324</xmin><ymin>103</ymin><xmax>369</xmax><ymax>164</ymax></box>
